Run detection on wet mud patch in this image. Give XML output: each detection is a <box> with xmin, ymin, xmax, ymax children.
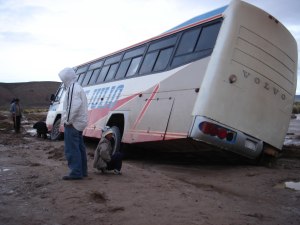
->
<box><xmin>0</xmin><ymin>134</ymin><xmax>29</xmax><ymax>146</ymax></box>
<box><xmin>89</xmin><ymin>191</ymin><xmax>108</xmax><ymax>204</ymax></box>
<box><xmin>107</xmin><ymin>206</ymin><xmax>125</xmax><ymax>213</ymax></box>
<box><xmin>47</xmin><ymin>147</ymin><xmax>64</xmax><ymax>160</ymax></box>
<box><xmin>242</xmin><ymin>213</ymin><xmax>273</xmax><ymax>222</ymax></box>
<box><xmin>0</xmin><ymin>114</ymin><xmax>12</xmax><ymax>131</ymax></box>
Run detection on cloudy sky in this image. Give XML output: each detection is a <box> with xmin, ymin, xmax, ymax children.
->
<box><xmin>0</xmin><ymin>0</ymin><xmax>299</xmax><ymax>92</ymax></box>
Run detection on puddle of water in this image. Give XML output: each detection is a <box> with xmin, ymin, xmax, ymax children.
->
<box><xmin>0</xmin><ymin>168</ymin><xmax>11</xmax><ymax>172</ymax></box>
<box><xmin>285</xmin><ymin>181</ymin><xmax>300</xmax><ymax>191</ymax></box>
<box><xmin>26</xmin><ymin>128</ymin><xmax>37</xmax><ymax>136</ymax></box>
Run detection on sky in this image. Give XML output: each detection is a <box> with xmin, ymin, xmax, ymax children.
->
<box><xmin>0</xmin><ymin>0</ymin><xmax>299</xmax><ymax>92</ymax></box>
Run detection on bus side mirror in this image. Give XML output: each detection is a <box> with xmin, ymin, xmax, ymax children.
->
<box><xmin>50</xmin><ymin>94</ymin><xmax>55</xmax><ymax>102</ymax></box>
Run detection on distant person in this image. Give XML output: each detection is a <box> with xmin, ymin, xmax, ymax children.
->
<box><xmin>11</xmin><ymin>98</ymin><xmax>22</xmax><ymax>133</ymax></box>
<box><xmin>58</xmin><ymin>67</ymin><xmax>88</xmax><ymax>180</ymax></box>
<box><xmin>33</xmin><ymin>121</ymin><xmax>48</xmax><ymax>139</ymax></box>
<box><xmin>9</xmin><ymin>98</ymin><xmax>16</xmax><ymax>129</ymax></box>
<box><xmin>93</xmin><ymin>128</ymin><xmax>122</xmax><ymax>175</ymax></box>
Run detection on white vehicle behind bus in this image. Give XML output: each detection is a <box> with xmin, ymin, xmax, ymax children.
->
<box><xmin>46</xmin><ymin>0</ymin><xmax>298</xmax><ymax>161</ymax></box>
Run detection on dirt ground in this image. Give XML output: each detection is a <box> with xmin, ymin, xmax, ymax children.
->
<box><xmin>0</xmin><ymin>111</ymin><xmax>300</xmax><ymax>225</ymax></box>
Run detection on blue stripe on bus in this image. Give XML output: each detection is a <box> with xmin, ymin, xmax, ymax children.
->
<box><xmin>165</xmin><ymin>5</ymin><xmax>228</xmax><ymax>33</ymax></box>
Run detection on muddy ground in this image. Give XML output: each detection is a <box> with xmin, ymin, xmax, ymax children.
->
<box><xmin>0</xmin><ymin>111</ymin><xmax>300</xmax><ymax>225</ymax></box>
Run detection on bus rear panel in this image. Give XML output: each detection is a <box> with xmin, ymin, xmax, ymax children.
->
<box><xmin>190</xmin><ymin>0</ymin><xmax>297</xmax><ymax>158</ymax></box>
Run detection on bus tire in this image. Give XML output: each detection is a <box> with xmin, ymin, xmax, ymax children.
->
<box><xmin>256</xmin><ymin>145</ymin><xmax>279</xmax><ymax>167</ymax></box>
<box><xmin>51</xmin><ymin>118</ymin><xmax>63</xmax><ymax>141</ymax></box>
<box><xmin>111</xmin><ymin>126</ymin><xmax>121</xmax><ymax>155</ymax></box>
<box><xmin>256</xmin><ymin>153</ymin><xmax>278</xmax><ymax>168</ymax></box>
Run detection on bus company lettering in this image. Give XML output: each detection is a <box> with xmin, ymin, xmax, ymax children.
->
<box><xmin>242</xmin><ymin>70</ymin><xmax>286</xmax><ymax>100</ymax></box>
<box><xmin>88</xmin><ymin>84</ymin><xmax>124</xmax><ymax>109</ymax></box>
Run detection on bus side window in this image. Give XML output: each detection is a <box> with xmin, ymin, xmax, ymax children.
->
<box><xmin>171</xmin><ymin>21</ymin><xmax>222</xmax><ymax>68</ymax></box>
<box><xmin>195</xmin><ymin>22</ymin><xmax>222</xmax><ymax>51</ymax></box>
<box><xmin>96</xmin><ymin>66</ymin><xmax>109</xmax><ymax>84</ymax></box>
<box><xmin>115</xmin><ymin>60</ymin><xmax>131</xmax><ymax>80</ymax></box>
<box><xmin>139</xmin><ymin>35</ymin><xmax>177</xmax><ymax>75</ymax></box>
<box><xmin>81</xmin><ymin>70</ymin><xmax>93</xmax><ymax>86</ymax></box>
<box><xmin>88</xmin><ymin>68</ymin><xmax>101</xmax><ymax>85</ymax></box>
<box><xmin>54</xmin><ymin>87</ymin><xmax>64</xmax><ymax>102</ymax></box>
<box><xmin>175</xmin><ymin>28</ymin><xmax>201</xmax><ymax>55</ymax></box>
<box><xmin>104</xmin><ymin>63</ymin><xmax>118</xmax><ymax>81</ymax></box>
<box><xmin>75</xmin><ymin>65</ymin><xmax>89</xmax><ymax>74</ymax></box>
<box><xmin>139</xmin><ymin>51</ymin><xmax>159</xmax><ymax>75</ymax></box>
<box><xmin>116</xmin><ymin>45</ymin><xmax>146</xmax><ymax>79</ymax></box>
<box><xmin>126</xmin><ymin>56</ymin><xmax>142</xmax><ymax>77</ymax></box>
<box><xmin>77</xmin><ymin>73</ymin><xmax>85</xmax><ymax>85</ymax></box>
<box><xmin>153</xmin><ymin>47</ymin><xmax>174</xmax><ymax>72</ymax></box>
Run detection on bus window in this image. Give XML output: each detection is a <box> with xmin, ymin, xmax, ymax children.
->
<box><xmin>88</xmin><ymin>68</ymin><xmax>101</xmax><ymax>85</ymax></box>
<box><xmin>114</xmin><ymin>46</ymin><xmax>146</xmax><ymax>79</ymax></box>
<box><xmin>148</xmin><ymin>35</ymin><xmax>177</xmax><ymax>52</ymax></box>
<box><xmin>195</xmin><ymin>22</ymin><xmax>222</xmax><ymax>51</ymax></box>
<box><xmin>124</xmin><ymin>46</ymin><xmax>146</xmax><ymax>59</ymax></box>
<box><xmin>104</xmin><ymin>54</ymin><xmax>122</xmax><ymax>66</ymax></box>
<box><xmin>96</xmin><ymin>66</ymin><xmax>109</xmax><ymax>84</ymax></box>
<box><xmin>126</xmin><ymin>56</ymin><xmax>142</xmax><ymax>77</ymax></box>
<box><xmin>139</xmin><ymin>35</ymin><xmax>177</xmax><ymax>75</ymax></box>
<box><xmin>81</xmin><ymin>70</ymin><xmax>93</xmax><ymax>86</ymax></box>
<box><xmin>171</xmin><ymin>21</ymin><xmax>222</xmax><ymax>68</ymax></box>
<box><xmin>115</xmin><ymin>60</ymin><xmax>131</xmax><ymax>80</ymax></box>
<box><xmin>104</xmin><ymin>63</ymin><xmax>118</xmax><ymax>81</ymax></box>
<box><xmin>123</xmin><ymin>45</ymin><xmax>146</xmax><ymax>59</ymax></box>
<box><xmin>176</xmin><ymin>28</ymin><xmax>200</xmax><ymax>55</ymax></box>
<box><xmin>139</xmin><ymin>51</ymin><xmax>159</xmax><ymax>75</ymax></box>
<box><xmin>153</xmin><ymin>47</ymin><xmax>174</xmax><ymax>72</ymax></box>
<box><xmin>54</xmin><ymin>86</ymin><xmax>64</xmax><ymax>102</ymax></box>
<box><xmin>76</xmin><ymin>65</ymin><xmax>89</xmax><ymax>74</ymax></box>
<box><xmin>77</xmin><ymin>73</ymin><xmax>85</xmax><ymax>85</ymax></box>
<box><xmin>89</xmin><ymin>60</ymin><xmax>104</xmax><ymax>70</ymax></box>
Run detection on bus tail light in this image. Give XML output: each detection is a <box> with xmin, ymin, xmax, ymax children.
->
<box><xmin>217</xmin><ymin>128</ymin><xmax>227</xmax><ymax>139</ymax></box>
<box><xmin>199</xmin><ymin>122</ymin><xmax>236</xmax><ymax>142</ymax></box>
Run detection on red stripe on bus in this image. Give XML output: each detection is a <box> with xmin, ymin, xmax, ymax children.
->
<box><xmin>88</xmin><ymin>93</ymin><xmax>139</xmax><ymax>126</ymax></box>
<box><xmin>123</xmin><ymin>130</ymin><xmax>187</xmax><ymax>143</ymax></box>
<box><xmin>132</xmin><ymin>84</ymin><xmax>160</xmax><ymax>129</ymax></box>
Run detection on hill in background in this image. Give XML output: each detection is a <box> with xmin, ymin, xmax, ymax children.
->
<box><xmin>0</xmin><ymin>81</ymin><xmax>60</xmax><ymax>109</ymax></box>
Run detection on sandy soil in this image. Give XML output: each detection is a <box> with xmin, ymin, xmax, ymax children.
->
<box><xmin>0</xmin><ymin>112</ymin><xmax>300</xmax><ymax>225</ymax></box>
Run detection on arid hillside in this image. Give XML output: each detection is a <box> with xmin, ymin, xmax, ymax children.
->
<box><xmin>0</xmin><ymin>81</ymin><xmax>60</xmax><ymax>109</ymax></box>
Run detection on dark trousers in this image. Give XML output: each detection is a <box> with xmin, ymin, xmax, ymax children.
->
<box><xmin>15</xmin><ymin>116</ymin><xmax>21</xmax><ymax>133</ymax></box>
<box><xmin>12</xmin><ymin>115</ymin><xmax>15</xmax><ymax>129</ymax></box>
<box><xmin>107</xmin><ymin>152</ymin><xmax>123</xmax><ymax>171</ymax></box>
<box><xmin>64</xmin><ymin>125</ymin><xmax>87</xmax><ymax>178</ymax></box>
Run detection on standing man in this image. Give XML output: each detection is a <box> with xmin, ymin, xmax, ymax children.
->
<box><xmin>11</xmin><ymin>98</ymin><xmax>22</xmax><ymax>133</ymax></box>
<box><xmin>10</xmin><ymin>98</ymin><xmax>16</xmax><ymax>130</ymax></box>
<box><xmin>58</xmin><ymin>67</ymin><xmax>88</xmax><ymax>180</ymax></box>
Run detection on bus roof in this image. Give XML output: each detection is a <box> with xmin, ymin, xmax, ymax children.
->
<box><xmin>165</xmin><ymin>5</ymin><xmax>228</xmax><ymax>33</ymax></box>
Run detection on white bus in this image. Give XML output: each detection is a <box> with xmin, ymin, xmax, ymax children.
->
<box><xmin>46</xmin><ymin>0</ymin><xmax>298</xmax><ymax>160</ymax></box>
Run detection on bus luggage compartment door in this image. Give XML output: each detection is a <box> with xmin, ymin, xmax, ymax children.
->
<box><xmin>130</xmin><ymin>93</ymin><xmax>174</xmax><ymax>143</ymax></box>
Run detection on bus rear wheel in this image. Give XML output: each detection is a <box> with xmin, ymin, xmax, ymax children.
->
<box><xmin>257</xmin><ymin>145</ymin><xmax>279</xmax><ymax>167</ymax></box>
<box><xmin>51</xmin><ymin>118</ymin><xmax>63</xmax><ymax>141</ymax></box>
